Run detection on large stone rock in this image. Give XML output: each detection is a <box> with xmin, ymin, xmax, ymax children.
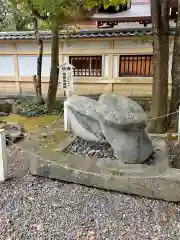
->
<box><xmin>0</xmin><ymin>99</ymin><xmax>19</xmax><ymax>114</ymax></box>
<box><xmin>97</xmin><ymin>93</ymin><xmax>153</xmax><ymax>163</ymax></box>
<box><xmin>0</xmin><ymin>121</ymin><xmax>25</xmax><ymax>144</ymax></box>
<box><xmin>66</xmin><ymin>95</ymin><xmax>105</xmax><ymax>142</ymax></box>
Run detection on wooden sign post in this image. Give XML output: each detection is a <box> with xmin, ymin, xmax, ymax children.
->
<box><xmin>59</xmin><ymin>62</ymin><xmax>74</xmax><ymax>131</ymax></box>
<box><xmin>0</xmin><ymin>129</ymin><xmax>7</xmax><ymax>182</ymax></box>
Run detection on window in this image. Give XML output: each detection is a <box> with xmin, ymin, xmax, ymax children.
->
<box><xmin>69</xmin><ymin>56</ymin><xmax>102</xmax><ymax>76</ymax></box>
<box><xmin>119</xmin><ymin>55</ymin><xmax>153</xmax><ymax>77</ymax></box>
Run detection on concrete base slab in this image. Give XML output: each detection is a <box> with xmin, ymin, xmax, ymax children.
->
<box><xmin>20</xmin><ymin>135</ymin><xmax>180</xmax><ymax>202</ymax></box>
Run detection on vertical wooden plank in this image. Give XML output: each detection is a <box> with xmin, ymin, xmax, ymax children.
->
<box><xmin>124</xmin><ymin>56</ymin><xmax>126</xmax><ymax>75</ymax></box>
<box><xmin>102</xmin><ymin>55</ymin><xmax>105</xmax><ymax>77</ymax></box>
<box><xmin>144</xmin><ymin>55</ymin><xmax>147</xmax><ymax>76</ymax></box>
<box><xmin>85</xmin><ymin>57</ymin><xmax>87</xmax><ymax>76</ymax></box>
<box><xmin>136</xmin><ymin>56</ymin><xmax>140</xmax><ymax>76</ymax></box>
<box><xmin>119</xmin><ymin>56</ymin><xmax>122</xmax><ymax>76</ymax></box>
<box><xmin>79</xmin><ymin>56</ymin><xmax>81</xmax><ymax>76</ymax></box>
<box><xmin>140</xmin><ymin>55</ymin><xmax>143</xmax><ymax>76</ymax></box>
<box><xmin>89</xmin><ymin>56</ymin><xmax>91</xmax><ymax>76</ymax></box>
<box><xmin>95</xmin><ymin>57</ymin><xmax>97</xmax><ymax>76</ymax></box>
<box><xmin>148</xmin><ymin>56</ymin><xmax>152</xmax><ymax>76</ymax></box>
<box><xmin>135</xmin><ymin>56</ymin><xmax>138</xmax><ymax>76</ymax></box>
<box><xmin>13</xmin><ymin>43</ymin><xmax>21</xmax><ymax>94</ymax></box>
<box><xmin>113</xmin><ymin>55</ymin><xmax>118</xmax><ymax>78</ymax></box>
<box><xmin>132</xmin><ymin>55</ymin><xmax>134</xmax><ymax>76</ymax></box>
<box><xmin>127</xmin><ymin>55</ymin><xmax>130</xmax><ymax>75</ymax></box>
<box><xmin>107</xmin><ymin>54</ymin><xmax>112</xmax><ymax>79</ymax></box>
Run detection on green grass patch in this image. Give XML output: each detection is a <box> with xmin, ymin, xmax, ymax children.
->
<box><xmin>0</xmin><ymin>114</ymin><xmax>62</xmax><ymax>133</ymax></box>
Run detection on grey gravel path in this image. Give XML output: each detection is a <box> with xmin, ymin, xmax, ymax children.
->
<box><xmin>1</xmin><ymin>145</ymin><xmax>180</xmax><ymax>240</ymax></box>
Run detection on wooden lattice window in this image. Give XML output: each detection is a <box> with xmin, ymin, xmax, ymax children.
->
<box><xmin>69</xmin><ymin>56</ymin><xmax>102</xmax><ymax>76</ymax></box>
<box><xmin>119</xmin><ymin>55</ymin><xmax>153</xmax><ymax>77</ymax></box>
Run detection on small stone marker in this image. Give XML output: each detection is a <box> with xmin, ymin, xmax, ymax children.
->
<box><xmin>0</xmin><ymin>129</ymin><xmax>7</xmax><ymax>182</ymax></box>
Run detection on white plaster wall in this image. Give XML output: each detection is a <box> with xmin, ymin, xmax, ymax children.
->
<box><xmin>63</xmin><ymin>56</ymin><xmax>69</xmax><ymax>63</ymax></box>
<box><xmin>16</xmin><ymin>43</ymin><xmax>38</xmax><ymax>52</ymax></box>
<box><xmin>0</xmin><ymin>56</ymin><xmax>14</xmax><ymax>75</ymax></box>
<box><xmin>16</xmin><ymin>42</ymin><xmax>62</xmax><ymax>53</ymax></box>
<box><xmin>113</xmin><ymin>55</ymin><xmax>119</xmax><ymax>77</ymax></box>
<box><xmin>18</xmin><ymin>55</ymin><xmax>51</xmax><ymax>76</ymax></box>
<box><xmin>42</xmin><ymin>56</ymin><xmax>51</xmax><ymax>76</ymax></box>
<box><xmin>63</xmin><ymin>41</ymin><xmax>108</xmax><ymax>50</ymax></box>
<box><xmin>0</xmin><ymin>43</ymin><xmax>14</xmax><ymax>53</ymax></box>
<box><xmin>43</xmin><ymin>42</ymin><xmax>51</xmax><ymax>52</ymax></box>
<box><xmin>114</xmin><ymin>40</ymin><xmax>153</xmax><ymax>50</ymax></box>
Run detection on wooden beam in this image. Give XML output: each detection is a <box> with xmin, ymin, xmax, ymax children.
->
<box><xmin>13</xmin><ymin>43</ymin><xmax>21</xmax><ymax>94</ymax></box>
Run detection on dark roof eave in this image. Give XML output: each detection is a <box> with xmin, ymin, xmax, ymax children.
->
<box><xmin>90</xmin><ymin>16</ymin><xmax>151</xmax><ymax>22</ymax></box>
<box><xmin>0</xmin><ymin>28</ymin><xmax>176</xmax><ymax>41</ymax></box>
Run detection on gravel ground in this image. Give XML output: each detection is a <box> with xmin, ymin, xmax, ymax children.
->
<box><xmin>64</xmin><ymin>137</ymin><xmax>156</xmax><ymax>165</ymax></box>
<box><xmin>64</xmin><ymin>137</ymin><xmax>116</xmax><ymax>159</ymax></box>
<box><xmin>1</xmin><ymin>144</ymin><xmax>180</xmax><ymax>240</ymax></box>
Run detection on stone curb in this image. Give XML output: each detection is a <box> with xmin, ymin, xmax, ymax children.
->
<box><xmin>24</xmin><ymin>138</ymin><xmax>180</xmax><ymax>202</ymax></box>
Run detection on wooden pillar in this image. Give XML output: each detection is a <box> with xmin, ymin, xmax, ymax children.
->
<box><xmin>108</xmin><ymin>54</ymin><xmax>113</xmax><ymax>80</ymax></box>
<box><xmin>13</xmin><ymin>43</ymin><xmax>21</xmax><ymax>94</ymax></box>
<box><xmin>108</xmin><ymin>40</ymin><xmax>114</xmax><ymax>93</ymax></box>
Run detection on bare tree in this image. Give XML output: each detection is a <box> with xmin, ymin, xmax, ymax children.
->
<box><xmin>148</xmin><ymin>0</ymin><xmax>169</xmax><ymax>133</ymax></box>
<box><xmin>33</xmin><ymin>17</ymin><xmax>44</xmax><ymax>103</ymax></box>
<box><xmin>168</xmin><ymin>0</ymin><xmax>180</xmax><ymax>128</ymax></box>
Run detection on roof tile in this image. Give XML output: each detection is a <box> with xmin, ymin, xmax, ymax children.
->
<box><xmin>0</xmin><ymin>28</ymin><xmax>176</xmax><ymax>40</ymax></box>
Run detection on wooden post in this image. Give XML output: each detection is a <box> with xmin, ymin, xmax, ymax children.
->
<box><xmin>13</xmin><ymin>43</ymin><xmax>21</xmax><ymax>94</ymax></box>
<box><xmin>64</xmin><ymin>101</ymin><xmax>68</xmax><ymax>131</ymax></box>
<box><xmin>0</xmin><ymin>129</ymin><xmax>7</xmax><ymax>182</ymax></box>
<box><xmin>178</xmin><ymin>106</ymin><xmax>180</xmax><ymax>143</ymax></box>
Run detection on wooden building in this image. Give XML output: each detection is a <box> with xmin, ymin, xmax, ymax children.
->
<box><xmin>0</xmin><ymin>0</ymin><xmax>177</xmax><ymax>97</ymax></box>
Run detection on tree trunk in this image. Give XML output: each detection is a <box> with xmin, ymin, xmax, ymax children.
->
<box><xmin>36</xmin><ymin>37</ymin><xmax>43</xmax><ymax>102</ymax></box>
<box><xmin>168</xmin><ymin>1</ymin><xmax>180</xmax><ymax>128</ymax></box>
<box><xmin>148</xmin><ymin>0</ymin><xmax>169</xmax><ymax>133</ymax></box>
<box><xmin>47</xmin><ymin>23</ymin><xmax>59</xmax><ymax>113</ymax></box>
<box><xmin>33</xmin><ymin>17</ymin><xmax>44</xmax><ymax>103</ymax></box>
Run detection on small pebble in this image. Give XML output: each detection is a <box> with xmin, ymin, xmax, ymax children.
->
<box><xmin>64</xmin><ymin>137</ymin><xmax>155</xmax><ymax>164</ymax></box>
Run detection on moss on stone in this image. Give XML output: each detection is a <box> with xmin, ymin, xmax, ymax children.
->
<box><xmin>1</xmin><ymin>114</ymin><xmax>62</xmax><ymax>133</ymax></box>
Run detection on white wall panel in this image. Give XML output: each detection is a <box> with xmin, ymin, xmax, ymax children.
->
<box><xmin>16</xmin><ymin>43</ymin><xmax>38</xmax><ymax>52</ymax></box>
<box><xmin>113</xmin><ymin>55</ymin><xmax>119</xmax><ymax>77</ymax></box>
<box><xmin>64</xmin><ymin>41</ymin><xmax>108</xmax><ymax>50</ymax></box>
<box><xmin>0</xmin><ymin>56</ymin><xmax>14</xmax><ymax>75</ymax></box>
<box><xmin>0</xmin><ymin>43</ymin><xmax>13</xmax><ymax>52</ymax></box>
<box><xmin>63</xmin><ymin>55</ymin><xmax>69</xmax><ymax>63</ymax></box>
<box><xmin>18</xmin><ymin>55</ymin><xmax>51</xmax><ymax>76</ymax></box>
<box><xmin>114</xmin><ymin>40</ymin><xmax>152</xmax><ymax>50</ymax></box>
<box><xmin>42</xmin><ymin>56</ymin><xmax>51</xmax><ymax>76</ymax></box>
